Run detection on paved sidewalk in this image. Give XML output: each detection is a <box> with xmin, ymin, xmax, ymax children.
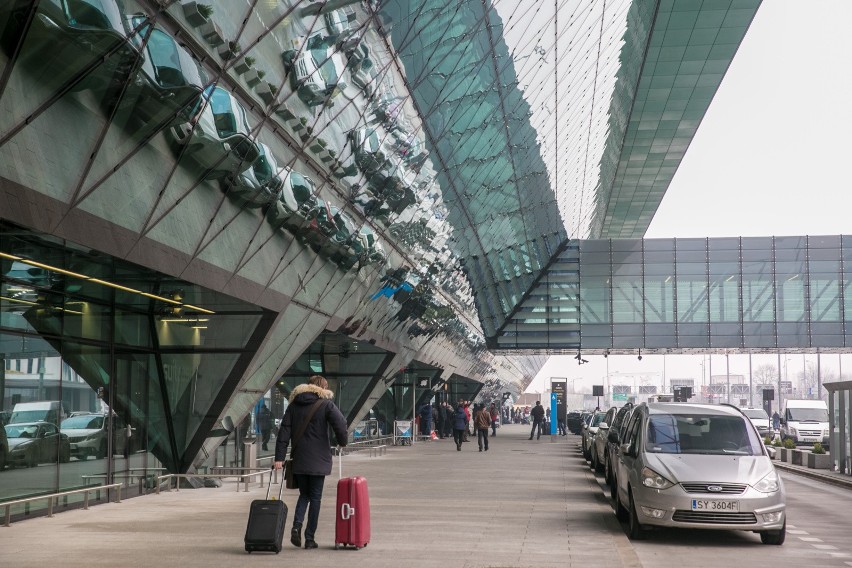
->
<box><xmin>0</xmin><ymin>425</ymin><xmax>641</xmax><ymax>568</ymax></box>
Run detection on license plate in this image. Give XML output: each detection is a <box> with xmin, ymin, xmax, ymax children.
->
<box><xmin>691</xmin><ymin>499</ymin><xmax>739</xmax><ymax>512</ymax></box>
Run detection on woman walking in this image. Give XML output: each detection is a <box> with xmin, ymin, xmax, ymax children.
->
<box><xmin>274</xmin><ymin>375</ymin><xmax>348</xmax><ymax>549</ymax></box>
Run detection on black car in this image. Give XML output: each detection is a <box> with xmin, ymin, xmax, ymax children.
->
<box><xmin>604</xmin><ymin>403</ymin><xmax>634</xmax><ymax>496</ymax></box>
<box><xmin>566</xmin><ymin>410</ymin><xmax>584</xmax><ymax>435</ymax></box>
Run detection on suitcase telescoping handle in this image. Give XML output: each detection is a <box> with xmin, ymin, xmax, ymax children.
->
<box><xmin>337</xmin><ymin>446</ymin><xmax>343</xmax><ymax>479</ymax></box>
<box><xmin>265</xmin><ymin>465</ymin><xmax>285</xmax><ymax>500</ymax></box>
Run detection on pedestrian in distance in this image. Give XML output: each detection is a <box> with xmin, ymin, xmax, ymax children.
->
<box><xmin>490</xmin><ymin>403</ymin><xmax>499</xmax><ymax>437</ymax></box>
<box><xmin>452</xmin><ymin>402</ymin><xmax>468</xmax><ymax>451</ymax></box>
<box><xmin>462</xmin><ymin>401</ymin><xmax>472</xmax><ymax>442</ymax></box>
<box><xmin>475</xmin><ymin>404</ymin><xmax>491</xmax><ymax>451</ymax></box>
<box><xmin>772</xmin><ymin>411</ymin><xmax>781</xmax><ymax>431</ymax></box>
<box><xmin>557</xmin><ymin>412</ymin><xmax>567</xmax><ymax>436</ymax></box>
<box><xmin>258</xmin><ymin>403</ymin><xmax>273</xmax><ymax>451</ymax></box>
<box><xmin>529</xmin><ymin>401</ymin><xmax>545</xmax><ymax>440</ymax></box>
<box><xmin>274</xmin><ymin>375</ymin><xmax>348</xmax><ymax>550</ymax></box>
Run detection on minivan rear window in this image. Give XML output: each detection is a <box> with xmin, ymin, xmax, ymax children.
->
<box><xmin>647</xmin><ymin>413</ymin><xmax>762</xmax><ymax>455</ymax></box>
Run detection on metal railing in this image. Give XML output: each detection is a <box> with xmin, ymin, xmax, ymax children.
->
<box><xmin>3</xmin><ymin>483</ymin><xmax>123</xmax><ymax>527</ymax></box>
<box><xmin>154</xmin><ymin>468</ymin><xmax>273</xmax><ymax>493</ymax></box>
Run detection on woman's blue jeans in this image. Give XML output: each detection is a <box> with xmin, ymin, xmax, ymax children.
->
<box><xmin>293</xmin><ymin>474</ymin><xmax>325</xmax><ymax>541</ymax></box>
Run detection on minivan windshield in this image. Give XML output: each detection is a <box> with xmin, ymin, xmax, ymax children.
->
<box><xmin>788</xmin><ymin>408</ymin><xmax>829</xmax><ymax>422</ymax></box>
<box><xmin>741</xmin><ymin>408</ymin><xmax>769</xmax><ymax>420</ymax></box>
<box><xmin>646</xmin><ymin>413</ymin><xmax>762</xmax><ymax>455</ymax></box>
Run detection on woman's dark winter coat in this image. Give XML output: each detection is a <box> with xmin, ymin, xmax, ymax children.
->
<box><xmin>451</xmin><ymin>406</ymin><xmax>468</xmax><ymax>430</ymax></box>
<box><xmin>274</xmin><ymin>383</ymin><xmax>348</xmax><ymax>476</ymax></box>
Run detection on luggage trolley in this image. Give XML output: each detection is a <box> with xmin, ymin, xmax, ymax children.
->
<box><xmin>393</xmin><ymin>420</ymin><xmax>412</xmax><ymax>445</ymax></box>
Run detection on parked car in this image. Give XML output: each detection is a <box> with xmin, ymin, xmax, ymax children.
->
<box><xmin>118</xmin><ymin>15</ymin><xmax>205</xmax><ymax>125</ymax></box>
<box><xmin>221</xmin><ymin>143</ymin><xmax>283</xmax><ymax>208</ymax></box>
<box><xmin>5</xmin><ymin>421</ymin><xmax>71</xmax><ymax>467</ymax></box>
<box><xmin>266</xmin><ymin>168</ymin><xmax>319</xmax><ymax>234</ymax></box>
<box><xmin>613</xmin><ymin>402</ymin><xmax>785</xmax><ymax>544</ymax></box>
<box><xmin>590</xmin><ymin>407</ymin><xmax>618</xmax><ymax>473</ymax></box>
<box><xmin>605</xmin><ymin>403</ymin><xmax>635</xmax><ymax>493</ymax></box>
<box><xmin>740</xmin><ymin>407</ymin><xmax>772</xmax><ymax>439</ymax></box>
<box><xmin>581</xmin><ymin>411</ymin><xmax>606</xmax><ymax>460</ymax></box>
<box><xmin>780</xmin><ymin>399</ymin><xmax>829</xmax><ymax>448</ymax></box>
<box><xmin>282</xmin><ymin>35</ymin><xmax>348</xmax><ymax>107</ymax></box>
<box><xmin>566</xmin><ymin>410</ymin><xmax>584</xmax><ymax>435</ymax></box>
<box><xmin>60</xmin><ymin>412</ymin><xmax>129</xmax><ymax>459</ymax></box>
<box><xmin>169</xmin><ymin>85</ymin><xmax>261</xmax><ymax>179</ymax></box>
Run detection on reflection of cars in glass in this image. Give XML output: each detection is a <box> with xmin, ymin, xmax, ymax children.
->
<box><xmin>61</xmin><ymin>413</ymin><xmax>128</xmax><ymax>459</ymax></box>
<box><xmin>169</xmin><ymin>85</ymin><xmax>261</xmax><ymax>179</ymax></box>
<box><xmin>354</xmin><ymin>226</ymin><xmax>386</xmax><ymax>266</ymax></box>
<box><xmin>118</xmin><ymin>15</ymin><xmax>205</xmax><ymax>125</ymax></box>
<box><xmin>5</xmin><ymin>421</ymin><xmax>71</xmax><ymax>467</ymax></box>
<box><xmin>614</xmin><ymin>403</ymin><xmax>786</xmax><ymax>544</ymax></box>
<box><xmin>282</xmin><ymin>36</ymin><xmax>349</xmax><ymax>107</ymax></box>
<box><xmin>0</xmin><ymin>423</ymin><xmax>7</xmax><ymax>470</ymax></box>
<box><xmin>0</xmin><ymin>0</ymin><xmax>140</xmax><ymax>92</ymax></box>
<box><xmin>324</xmin><ymin>6</ymin><xmax>356</xmax><ymax>40</ymax></box>
<box><xmin>301</xmin><ymin>198</ymin><xmax>338</xmax><ymax>249</ymax></box>
<box><xmin>266</xmin><ymin>168</ymin><xmax>319</xmax><ymax>234</ymax></box>
<box><xmin>350</xmin><ymin>127</ymin><xmax>391</xmax><ymax>175</ymax></box>
<box><xmin>221</xmin><ymin>143</ymin><xmax>283</xmax><ymax>208</ymax></box>
<box><xmin>320</xmin><ymin>206</ymin><xmax>360</xmax><ymax>267</ymax></box>
<box><xmin>10</xmin><ymin>400</ymin><xmax>68</xmax><ymax>426</ymax></box>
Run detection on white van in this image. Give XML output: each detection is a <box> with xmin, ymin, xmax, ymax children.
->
<box><xmin>10</xmin><ymin>401</ymin><xmax>69</xmax><ymax>426</ymax></box>
<box><xmin>780</xmin><ymin>399</ymin><xmax>829</xmax><ymax>448</ymax></box>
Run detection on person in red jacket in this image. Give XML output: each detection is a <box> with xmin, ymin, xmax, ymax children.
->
<box><xmin>462</xmin><ymin>401</ymin><xmax>472</xmax><ymax>442</ymax></box>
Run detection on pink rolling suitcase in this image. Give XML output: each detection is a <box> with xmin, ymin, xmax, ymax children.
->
<box><xmin>334</xmin><ymin>451</ymin><xmax>370</xmax><ymax>549</ymax></box>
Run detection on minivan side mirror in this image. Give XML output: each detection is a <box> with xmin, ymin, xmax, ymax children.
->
<box><xmin>598</xmin><ymin>422</ymin><xmax>609</xmax><ymax>430</ymax></box>
<box><xmin>619</xmin><ymin>442</ymin><xmax>632</xmax><ymax>457</ymax></box>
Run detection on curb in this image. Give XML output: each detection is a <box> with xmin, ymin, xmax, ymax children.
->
<box><xmin>773</xmin><ymin>461</ymin><xmax>852</xmax><ymax>490</ymax></box>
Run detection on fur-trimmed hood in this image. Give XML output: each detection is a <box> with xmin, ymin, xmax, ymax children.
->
<box><xmin>288</xmin><ymin>383</ymin><xmax>335</xmax><ymax>404</ymax></box>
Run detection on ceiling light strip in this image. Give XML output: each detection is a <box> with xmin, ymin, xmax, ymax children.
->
<box><xmin>2</xmin><ymin>252</ymin><xmax>215</xmax><ymax>314</ymax></box>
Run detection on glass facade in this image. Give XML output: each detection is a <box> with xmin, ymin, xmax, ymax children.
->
<box><xmin>1</xmin><ymin>222</ymin><xmax>273</xmax><ymax>517</ymax></box>
<box><xmin>498</xmin><ymin>236</ymin><xmax>852</xmax><ymax>352</ymax></box>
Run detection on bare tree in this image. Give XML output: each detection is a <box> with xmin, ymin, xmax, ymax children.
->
<box><xmin>752</xmin><ymin>364</ymin><xmax>777</xmax><ymax>389</ymax></box>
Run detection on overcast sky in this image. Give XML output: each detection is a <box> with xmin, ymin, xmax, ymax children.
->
<box><xmin>529</xmin><ymin>1</ymin><xmax>852</xmax><ymax>394</ymax></box>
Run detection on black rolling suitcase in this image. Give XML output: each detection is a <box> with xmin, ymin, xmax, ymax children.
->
<box><xmin>244</xmin><ymin>469</ymin><xmax>287</xmax><ymax>553</ymax></box>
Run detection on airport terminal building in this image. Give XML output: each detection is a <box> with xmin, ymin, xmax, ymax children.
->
<box><xmin>6</xmin><ymin>0</ymin><xmax>852</xmax><ymax>520</ymax></box>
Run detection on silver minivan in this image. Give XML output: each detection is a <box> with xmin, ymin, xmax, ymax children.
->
<box><xmin>614</xmin><ymin>403</ymin><xmax>786</xmax><ymax>544</ymax></box>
